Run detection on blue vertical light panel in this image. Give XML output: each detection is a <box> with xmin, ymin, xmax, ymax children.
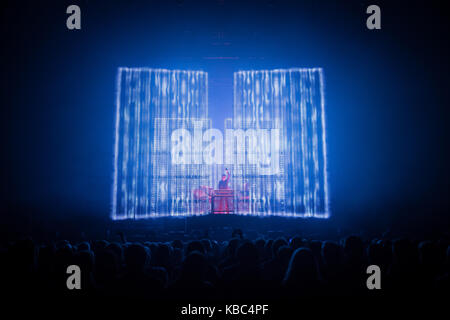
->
<box><xmin>112</xmin><ymin>68</ymin><xmax>209</xmax><ymax>219</ymax></box>
<box><xmin>232</xmin><ymin>68</ymin><xmax>329</xmax><ymax>217</ymax></box>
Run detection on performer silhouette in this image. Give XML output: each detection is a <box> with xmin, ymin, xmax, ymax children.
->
<box><xmin>219</xmin><ymin>168</ymin><xmax>230</xmax><ymax>189</ymax></box>
<box><xmin>217</xmin><ymin>168</ymin><xmax>231</xmax><ymax>213</ymax></box>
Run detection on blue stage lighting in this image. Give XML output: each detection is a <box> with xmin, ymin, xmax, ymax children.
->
<box><xmin>112</xmin><ymin>68</ymin><xmax>329</xmax><ymax>219</ymax></box>
<box><xmin>232</xmin><ymin>69</ymin><xmax>329</xmax><ymax>218</ymax></box>
<box><xmin>112</xmin><ymin>68</ymin><xmax>209</xmax><ymax>219</ymax></box>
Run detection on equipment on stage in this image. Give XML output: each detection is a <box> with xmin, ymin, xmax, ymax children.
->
<box><xmin>192</xmin><ymin>186</ymin><xmax>213</xmax><ymax>214</ymax></box>
<box><xmin>211</xmin><ymin>189</ymin><xmax>234</xmax><ymax>214</ymax></box>
<box><xmin>192</xmin><ymin>180</ymin><xmax>253</xmax><ymax>215</ymax></box>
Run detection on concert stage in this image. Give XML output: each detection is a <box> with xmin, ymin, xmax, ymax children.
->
<box><xmin>112</xmin><ymin>68</ymin><xmax>330</xmax><ymax>220</ymax></box>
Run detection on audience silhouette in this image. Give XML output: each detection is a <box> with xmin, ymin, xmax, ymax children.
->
<box><xmin>2</xmin><ymin>231</ymin><xmax>449</xmax><ymax>299</ymax></box>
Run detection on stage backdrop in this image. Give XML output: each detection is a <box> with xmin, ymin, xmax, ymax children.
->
<box><xmin>112</xmin><ymin>68</ymin><xmax>329</xmax><ymax>219</ymax></box>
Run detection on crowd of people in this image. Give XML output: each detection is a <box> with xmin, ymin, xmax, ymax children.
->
<box><xmin>2</xmin><ymin>230</ymin><xmax>449</xmax><ymax>300</ymax></box>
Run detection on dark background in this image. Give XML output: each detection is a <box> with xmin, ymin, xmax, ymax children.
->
<box><xmin>1</xmin><ymin>0</ymin><xmax>449</xmax><ymax>238</ymax></box>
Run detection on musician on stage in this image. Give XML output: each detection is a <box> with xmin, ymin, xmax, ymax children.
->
<box><xmin>219</xmin><ymin>168</ymin><xmax>230</xmax><ymax>189</ymax></box>
<box><xmin>217</xmin><ymin>168</ymin><xmax>231</xmax><ymax>213</ymax></box>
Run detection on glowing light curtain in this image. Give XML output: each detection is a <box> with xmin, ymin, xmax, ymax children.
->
<box><xmin>112</xmin><ymin>67</ymin><xmax>329</xmax><ymax>220</ymax></box>
<box><xmin>112</xmin><ymin>68</ymin><xmax>209</xmax><ymax>219</ymax></box>
<box><xmin>232</xmin><ymin>68</ymin><xmax>329</xmax><ymax>217</ymax></box>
